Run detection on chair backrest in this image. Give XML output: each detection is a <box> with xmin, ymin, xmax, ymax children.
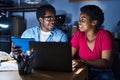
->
<box><xmin>56</xmin><ymin>14</ymin><xmax>66</xmax><ymax>25</ymax></box>
<box><xmin>112</xmin><ymin>52</ymin><xmax>120</xmax><ymax>80</ymax></box>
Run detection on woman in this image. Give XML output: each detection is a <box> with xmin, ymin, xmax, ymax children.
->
<box><xmin>71</xmin><ymin>5</ymin><xmax>115</xmax><ymax>80</ymax></box>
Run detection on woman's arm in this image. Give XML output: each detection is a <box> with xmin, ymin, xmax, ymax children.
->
<box><xmin>84</xmin><ymin>50</ymin><xmax>113</xmax><ymax>68</ymax></box>
<box><xmin>72</xmin><ymin>47</ymin><xmax>78</xmax><ymax>57</ymax></box>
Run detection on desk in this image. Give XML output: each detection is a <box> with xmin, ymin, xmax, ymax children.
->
<box><xmin>0</xmin><ymin>67</ymin><xmax>88</xmax><ymax>80</ymax></box>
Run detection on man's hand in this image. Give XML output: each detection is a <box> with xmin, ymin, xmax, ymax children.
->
<box><xmin>11</xmin><ymin>46</ymin><xmax>22</xmax><ymax>59</ymax></box>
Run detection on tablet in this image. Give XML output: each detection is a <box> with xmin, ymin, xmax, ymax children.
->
<box><xmin>11</xmin><ymin>37</ymin><xmax>35</xmax><ymax>51</ymax></box>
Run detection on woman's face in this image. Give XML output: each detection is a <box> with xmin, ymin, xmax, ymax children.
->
<box><xmin>78</xmin><ymin>13</ymin><xmax>94</xmax><ymax>32</ymax></box>
<box><xmin>39</xmin><ymin>10</ymin><xmax>56</xmax><ymax>32</ymax></box>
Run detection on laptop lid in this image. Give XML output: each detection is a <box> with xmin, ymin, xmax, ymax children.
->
<box><xmin>11</xmin><ymin>37</ymin><xmax>35</xmax><ymax>51</ymax></box>
<box><xmin>30</xmin><ymin>42</ymin><xmax>72</xmax><ymax>72</ymax></box>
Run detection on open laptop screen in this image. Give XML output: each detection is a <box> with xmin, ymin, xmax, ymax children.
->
<box><xmin>30</xmin><ymin>42</ymin><xmax>72</xmax><ymax>72</ymax></box>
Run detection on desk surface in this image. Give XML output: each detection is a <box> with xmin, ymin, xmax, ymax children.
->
<box><xmin>0</xmin><ymin>66</ymin><xmax>88</xmax><ymax>80</ymax></box>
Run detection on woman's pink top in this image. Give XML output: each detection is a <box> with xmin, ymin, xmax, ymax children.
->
<box><xmin>71</xmin><ymin>29</ymin><xmax>114</xmax><ymax>60</ymax></box>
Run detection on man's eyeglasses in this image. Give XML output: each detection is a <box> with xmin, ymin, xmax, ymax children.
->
<box><xmin>43</xmin><ymin>16</ymin><xmax>56</xmax><ymax>22</ymax></box>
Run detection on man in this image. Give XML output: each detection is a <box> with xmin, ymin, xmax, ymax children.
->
<box><xmin>10</xmin><ymin>4</ymin><xmax>68</xmax><ymax>58</ymax></box>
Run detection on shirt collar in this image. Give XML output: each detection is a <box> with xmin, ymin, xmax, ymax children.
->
<box><xmin>39</xmin><ymin>25</ymin><xmax>57</xmax><ymax>36</ymax></box>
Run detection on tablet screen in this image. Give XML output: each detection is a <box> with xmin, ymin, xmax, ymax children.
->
<box><xmin>11</xmin><ymin>37</ymin><xmax>35</xmax><ymax>51</ymax></box>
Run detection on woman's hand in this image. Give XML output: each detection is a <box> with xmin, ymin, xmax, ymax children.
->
<box><xmin>72</xmin><ymin>59</ymin><xmax>86</xmax><ymax>68</ymax></box>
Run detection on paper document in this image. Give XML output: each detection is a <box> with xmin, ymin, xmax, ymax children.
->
<box><xmin>0</xmin><ymin>60</ymin><xmax>18</xmax><ymax>71</ymax></box>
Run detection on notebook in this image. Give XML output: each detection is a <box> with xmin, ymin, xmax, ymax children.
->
<box><xmin>11</xmin><ymin>37</ymin><xmax>35</xmax><ymax>51</ymax></box>
<box><xmin>30</xmin><ymin>42</ymin><xmax>73</xmax><ymax>72</ymax></box>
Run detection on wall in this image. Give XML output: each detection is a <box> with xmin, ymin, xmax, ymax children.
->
<box><xmin>13</xmin><ymin>0</ymin><xmax>120</xmax><ymax>33</ymax></box>
<box><xmin>52</xmin><ymin>0</ymin><xmax>120</xmax><ymax>32</ymax></box>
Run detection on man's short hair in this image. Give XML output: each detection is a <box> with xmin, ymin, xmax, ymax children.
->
<box><xmin>36</xmin><ymin>4</ymin><xmax>56</xmax><ymax>21</ymax></box>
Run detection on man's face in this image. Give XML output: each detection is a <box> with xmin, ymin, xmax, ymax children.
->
<box><xmin>40</xmin><ymin>10</ymin><xmax>56</xmax><ymax>32</ymax></box>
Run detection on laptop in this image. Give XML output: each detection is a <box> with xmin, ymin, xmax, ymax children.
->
<box><xmin>30</xmin><ymin>42</ymin><xmax>73</xmax><ymax>72</ymax></box>
<box><xmin>11</xmin><ymin>37</ymin><xmax>35</xmax><ymax>51</ymax></box>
